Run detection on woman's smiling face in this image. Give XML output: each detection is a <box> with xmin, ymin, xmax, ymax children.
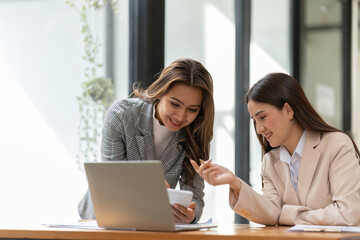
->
<box><xmin>155</xmin><ymin>83</ymin><xmax>203</xmax><ymax>132</ymax></box>
<box><xmin>247</xmin><ymin>100</ymin><xmax>294</xmax><ymax>149</ymax></box>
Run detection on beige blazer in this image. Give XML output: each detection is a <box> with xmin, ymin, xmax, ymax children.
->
<box><xmin>230</xmin><ymin>131</ymin><xmax>360</xmax><ymax>226</ymax></box>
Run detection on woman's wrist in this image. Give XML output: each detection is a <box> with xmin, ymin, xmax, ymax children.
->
<box><xmin>229</xmin><ymin>176</ymin><xmax>241</xmax><ymax>193</ymax></box>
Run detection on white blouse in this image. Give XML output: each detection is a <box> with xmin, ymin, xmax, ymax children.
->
<box><xmin>152</xmin><ymin>104</ymin><xmax>174</xmax><ymax>160</ymax></box>
<box><xmin>279</xmin><ymin>130</ymin><xmax>306</xmax><ymax>193</ymax></box>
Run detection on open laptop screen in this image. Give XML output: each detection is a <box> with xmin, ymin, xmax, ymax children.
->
<box><xmin>85</xmin><ymin>161</ymin><xmax>178</xmax><ymax>231</ymax></box>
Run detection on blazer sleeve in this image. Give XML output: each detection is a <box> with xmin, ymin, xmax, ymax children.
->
<box><xmin>279</xmin><ymin>135</ymin><xmax>360</xmax><ymax>226</ymax></box>
<box><xmin>229</xmin><ymin>156</ymin><xmax>282</xmax><ymax>225</ymax></box>
<box><xmin>101</xmin><ymin>103</ymin><xmax>127</xmax><ymax>161</ymax></box>
<box><xmin>78</xmin><ymin>189</ymin><xmax>95</xmax><ymax>219</ymax></box>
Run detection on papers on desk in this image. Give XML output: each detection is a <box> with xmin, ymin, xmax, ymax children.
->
<box><xmin>44</xmin><ymin>220</ymin><xmax>103</xmax><ymax>230</ymax></box>
<box><xmin>288</xmin><ymin>225</ymin><xmax>360</xmax><ymax>233</ymax></box>
<box><xmin>45</xmin><ymin>218</ymin><xmax>215</xmax><ymax>231</ymax></box>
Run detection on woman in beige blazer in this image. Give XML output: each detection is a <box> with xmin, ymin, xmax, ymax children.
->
<box><xmin>191</xmin><ymin>73</ymin><xmax>360</xmax><ymax>226</ymax></box>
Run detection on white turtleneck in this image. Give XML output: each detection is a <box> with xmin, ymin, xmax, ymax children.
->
<box><xmin>153</xmin><ymin>104</ymin><xmax>174</xmax><ymax>160</ymax></box>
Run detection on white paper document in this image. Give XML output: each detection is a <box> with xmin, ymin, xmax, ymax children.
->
<box><xmin>288</xmin><ymin>225</ymin><xmax>360</xmax><ymax>233</ymax></box>
<box><xmin>44</xmin><ymin>220</ymin><xmax>103</xmax><ymax>230</ymax></box>
<box><xmin>44</xmin><ymin>218</ymin><xmax>215</xmax><ymax>231</ymax></box>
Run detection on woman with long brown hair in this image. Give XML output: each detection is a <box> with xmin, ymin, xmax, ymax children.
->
<box><xmin>192</xmin><ymin>73</ymin><xmax>360</xmax><ymax>226</ymax></box>
<box><xmin>79</xmin><ymin>58</ymin><xmax>214</xmax><ymax>224</ymax></box>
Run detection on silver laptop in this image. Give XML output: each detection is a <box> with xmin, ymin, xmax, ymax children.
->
<box><xmin>84</xmin><ymin>161</ymin><xmax>217</xmax><ymax>232</ymax></box>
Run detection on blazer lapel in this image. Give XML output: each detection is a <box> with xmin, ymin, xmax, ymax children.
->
<box><xmin>298</xmin><ymin>131</ymin><xmax>321</xmax><ymax>205</ymax></box>
<box><xmin>136</xmin><ymin>102</ymin><xmax>155</xmax><ymax>160</ymax></box>
<box><xmin>273</xmin><ymin>155</ymin><xmax>300</xmax><ymax>205</ymax></box>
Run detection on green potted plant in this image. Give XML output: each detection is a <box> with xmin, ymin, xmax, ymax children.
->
<box><xmin>67</xmin><ymin>0</ymin><xmax>117</xmax><ymax>169</ymax></box>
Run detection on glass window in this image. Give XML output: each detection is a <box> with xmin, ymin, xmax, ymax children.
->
<box><xmin>114</xmin><ymin>0</ymin><xmax>129</xmax><ymax>98</ymax></box>
<box><xmin>250</xmin><ymin>0</ymin><xmax>291</xmax><ymax>194</ymax></box>
<box><xmin>0</xmin><ymin>0</ymin><xmax>129</xmax><ymax>224</ymax></box>
<box><xmin>352</xmin><ymin>1</ymin><xmax>360</xmax><ymax>147</ymax></box>
<box><xmin>165</xmin><ymin>0</ymin><xmax>236</xmax><ymax>224</ymax></box>
<box><xmin>0</xmin><ymin>0</ymin><xmax>85</xmax><ymax>224</ymax></box>
<box><xmin>302</xmin><ymin>0</ymin><xmax>343</xmax><ymax>129</ymax></box>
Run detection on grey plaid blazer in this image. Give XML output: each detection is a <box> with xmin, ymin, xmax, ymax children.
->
<box><xmin>78</xmin><ymin>98</ymin><xmax>205</xmax><ymax>223</ymax></box>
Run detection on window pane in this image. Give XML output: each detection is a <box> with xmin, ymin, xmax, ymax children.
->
<box><xmin>354</xmin><ymin>1</ymin><xmax>360</xmax><ymax>146</ymax></box>
<box><xmin>302</xmin><ymin>0</ymin><xmax>343</xmax><ymax>129</ymax></box>
<box><xmin>0</xmin><ymin>0</ymin><xmax>129</xmax><ymax>224</ymax></box>
<box><xmin>165</xmin><ymin>0</ymin><xmax>235</xmax><ymax>224</ymax></box>
<box><xmin>250</xmin><ymin>0</ymin><xmax>291</xmax><ymax>194</ymax></box>
<box><xmin>0</xmin><ymin>0</ymin><xmax>86</xmax><ymax>224</ymax></box>
<box><xmin>114</xmin><ymin>0</ymin><xmax>129</xmax><ymax>98</ymax></box>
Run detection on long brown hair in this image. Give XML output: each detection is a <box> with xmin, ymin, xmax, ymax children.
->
<box><xmin>246</xmin><ymin>73</ymin><xmax>360</xmax><ymax>159</ymax></box>
<box><xmin>133</xmin><ymin>58</ymin><xmax>214</xmax><ymax>186</ymax></box>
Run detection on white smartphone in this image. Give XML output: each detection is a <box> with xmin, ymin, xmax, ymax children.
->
<box><xmin>167</xmin><ymin>188</ymin><xmax>193</xmax><ymax>207</ymax></box>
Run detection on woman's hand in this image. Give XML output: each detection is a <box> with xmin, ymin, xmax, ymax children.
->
<box><xmin>171</xmin><ymin>202</ymin><xmax>196</xmax><ymax>223</ymax></box>
<box><xmin>190</xmin><ymin>159</ymin><xmax>241</xmax><ymax>193</ymax></box>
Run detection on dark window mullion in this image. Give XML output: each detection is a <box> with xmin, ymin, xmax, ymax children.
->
<box><xmin>342</xmin><ymin>0</ymin><xmax>352</xmax><ymax>133</ymax></box>
<box><xmin>290</xmin><ymin>0</ymin><xmax>304</xmax><ymax>83</ymax></box>
<box><xmin>235</xmin><ymin>0</ymin><xmax>251</xmax><ymax>224</ymax></box>
<box><xmin>129</xmin><ymin>0</ymin><xmax>165</xmax><ymax>94</ymax></box>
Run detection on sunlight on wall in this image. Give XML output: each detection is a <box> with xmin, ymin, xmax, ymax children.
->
<box><xmin>0</xmin><ymin>57</ymin><xmax>87</xmax><ymax>225</ymax></box>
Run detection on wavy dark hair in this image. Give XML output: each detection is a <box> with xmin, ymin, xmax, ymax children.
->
<box><xmin>246</xmin><ymin>72</ymin><xmax>360</xmax><ymax>159</ymax></box>
<box><xmin>132</xmin><ymin>58</ymin><xmax>214</xmax><ymax>186</ymax></box>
